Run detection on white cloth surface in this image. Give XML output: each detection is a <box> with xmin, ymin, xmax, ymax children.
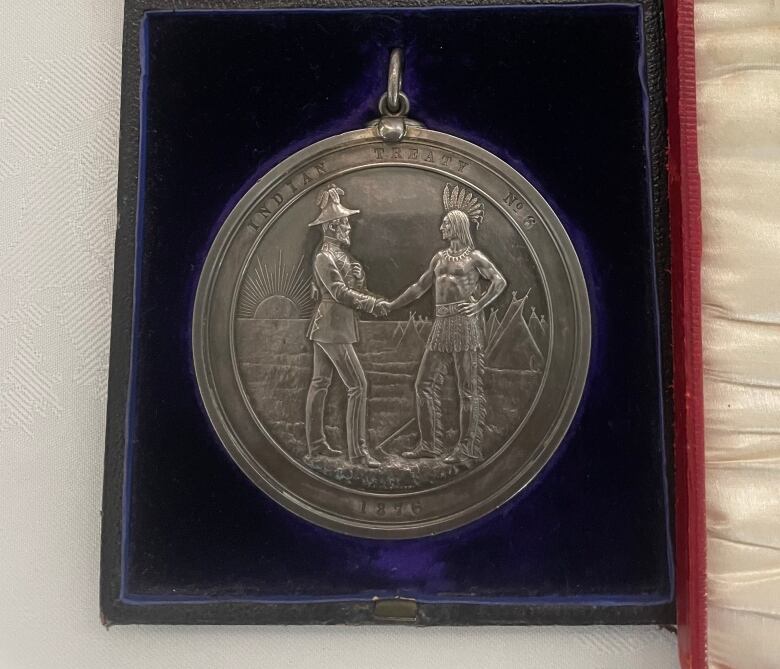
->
<box><xmin>1</xmin><ymin>0</ymin><xmax>774</xmax><ymax>667</ymax></box>
<box><xmin>696</xmin><ymin>2</ymin><xmax>780</xmax><ymax>668</ymax></box>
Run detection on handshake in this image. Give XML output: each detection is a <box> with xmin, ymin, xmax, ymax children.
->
<box><xmin>372</xmin><ymin>297</ymin><xmax>396</xmax><ymax>318</ymax></box>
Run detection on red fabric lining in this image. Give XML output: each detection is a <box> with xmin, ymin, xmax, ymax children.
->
<box><xmin>664</xmin><ymin>0</ymin><xmax>707</xmax><ymax>667</ymax></box>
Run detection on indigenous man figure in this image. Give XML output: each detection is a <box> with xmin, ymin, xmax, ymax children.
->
<box><xmin>305</xmin><ymin>184</ymin><xmax>389</xmax><ymax>468</ymax></box>
<box><xmin>389</xmin><ymin>184</ymin><xmax>507</xmax><ymax>464</ymax></box>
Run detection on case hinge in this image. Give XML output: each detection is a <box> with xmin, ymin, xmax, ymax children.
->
<box><xmin>372</xmin><ymin>597</ymin><xmax>418</xmax><ymax>622</ymax></box>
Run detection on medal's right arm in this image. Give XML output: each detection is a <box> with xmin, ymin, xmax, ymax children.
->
<box><xmin>388</xmin><ymin>254</ymin><xmax>438</xmax><ymax>311</ymax></box>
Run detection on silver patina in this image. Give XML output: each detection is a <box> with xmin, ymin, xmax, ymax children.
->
<box><xmin>193</xmin><ymin>49</ymin><xmax>590</xmax><ymax>538</ymax></box>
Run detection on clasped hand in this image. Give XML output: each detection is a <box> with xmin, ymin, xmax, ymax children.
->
<box><xmin>349</xmin><ymin>262</ymin><xmax>364</xmax><ymax>281</ymax></box>
<box><xmin>373</xmin><ymin>298</ymin><xmax>392</xmax><ymax>317</ymax></box>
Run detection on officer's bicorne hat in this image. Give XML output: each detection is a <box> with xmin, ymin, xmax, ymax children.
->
<box><xmin>308</xmin><ymin>184</ymin><xmax>360</xmax><ymax>227</ymax></box>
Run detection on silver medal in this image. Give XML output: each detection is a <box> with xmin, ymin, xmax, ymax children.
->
<box><xmin>193</xmin><ymin>50</ymin><xmax>590</xmax><ymax>538</ymax></box>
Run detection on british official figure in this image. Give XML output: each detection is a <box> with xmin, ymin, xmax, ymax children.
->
<box><xmin>388</xmin><ymin>184</ymin><xmax>507</xmax><ymax>464</ymax></box>
<box><xmin>305</xmin><ymin>184</ymin><xmax>389</xmax><ymax>468</ymax></box>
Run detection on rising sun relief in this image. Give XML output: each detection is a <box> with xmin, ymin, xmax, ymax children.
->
<box><xmin>236</xmin><ymin>251</ymin><xmax>314</xmax><ymax>319</ymax></box>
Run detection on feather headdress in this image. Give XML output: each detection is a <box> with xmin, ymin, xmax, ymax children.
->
<box><xmin>442</xmin><ymin>183</ymin><xmax>484</xmax><ymax>228</ymax></box>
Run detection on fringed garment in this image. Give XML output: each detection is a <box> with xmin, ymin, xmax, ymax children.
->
<box><xmin>426</xmin><ymin>300</ymin><xmax>485</xmax><ymax>352</ymax></box>
<box><xmin>415</xmin><ymin>300</ymin><xmax>487</xmax><ymax>460</ymax></box>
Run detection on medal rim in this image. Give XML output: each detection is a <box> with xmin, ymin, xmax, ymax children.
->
<box><xmin>193</xmin><ymin>125</ymin><xmax>591</xmax><ymax>539</ymax></box>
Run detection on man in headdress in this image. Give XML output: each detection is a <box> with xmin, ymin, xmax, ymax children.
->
<box><xmin>305</xmin><ymin>184</ymin><xmax>389</xmax><ymax>468</ymax></box>
<box><xmin>388</xmin><ymin>184</ymin><xmax>507</xmax><ymax>464</ymax></box>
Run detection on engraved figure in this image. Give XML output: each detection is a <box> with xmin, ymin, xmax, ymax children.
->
<box><xmin>305</xmin><ymin>184</ymin><xmax>390</xmax><ymax>468</ymax></box>
<box><xmin>388</xmin><ymin>184</ymin><xmax>507</xmax><ymax>464</ymax></box>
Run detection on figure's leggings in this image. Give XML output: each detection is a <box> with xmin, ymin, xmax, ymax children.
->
<box><xmin>414</xmin><ymin>347</ymin><xmax>485</xmax><ymax>458</ymax></box>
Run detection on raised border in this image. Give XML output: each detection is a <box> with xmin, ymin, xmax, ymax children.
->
<box><xmin>193</xmin><ymin>129</ymin><xmax>591</xmax><ymax>538</ymax></box>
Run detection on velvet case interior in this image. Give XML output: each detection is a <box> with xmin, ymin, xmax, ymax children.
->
<box><xmin>106</xmin><ymin>3</ymin><xmax>673</xmax><ymax>624</ymax></box>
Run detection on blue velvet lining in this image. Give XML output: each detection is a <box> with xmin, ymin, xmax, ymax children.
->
<box><xmin>123</xmin><ymin>5</ymin><xmax>672</xmax><ymax>606</ymax></box>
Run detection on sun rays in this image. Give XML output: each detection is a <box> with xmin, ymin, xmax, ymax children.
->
<box><xmin>237</xmin><ymin>250</ymin><xmax>314</xmax><ymax>319</ymax></box>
